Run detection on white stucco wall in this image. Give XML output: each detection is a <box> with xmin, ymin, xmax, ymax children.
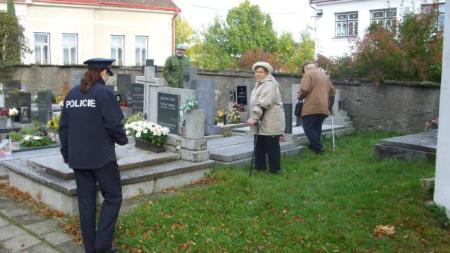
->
<box><xmin>1</xmin><ymin>2</ymin><xmax>175</xmax><ymax>66</ymax></box>
<box><xmin>312</xmin><ymin>0</ymin><xmax>441</xmax><ymax>58</ymax></box>
<box><xmin>434</xmin><ymin>0</ymin><xmax>450</xmax><ymax>218</ymax></box>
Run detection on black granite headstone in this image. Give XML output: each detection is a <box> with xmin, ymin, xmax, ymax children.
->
<box><xmin>117</xmin><ymin>74</ymin><xmax>132</xmax><ymax>104</ymax></box>
<box><xmin>18</xmin><ymin>92</ymin><xmax>31</xmax><ymax>123</ymax></box>
<box><xmin>131</xmin><ymin>83</ymin><xmax>144</xmax><ymax>113</ymax></box>
<box><xmin>4</xmin><ymin>80</ymin><xmax>21</xmax><ymax>108</ymax></box>
<box><xmin>117</xmin><ymin>74</ymin><xmax>131</xmax><ymax>86</ymax></box>
<box><xmin>157</xmin><ymin>93</ymin><xmax>179</xmax><ymax>134</ymax></box>
<box><xmin>236</xmin><ymin>85</ymin><xmax>248</xmax><ymax>105</ymax></box>
<box><xmin>37</xmin><ymin>91</ymin><xmax>53</xmax><ymax>125</ymax></box>
<box><xmin>284</xmin><ymin>103</ymin><xmax>292</xmax><ymax>134</ymax></box>
<box><xmin>146</xmin><ymin>59</ymin><xmax>154</xmax><ymax>66</ymax></box>
<box><xmin>70</xmin><ymin>70</ymin><xmax>85</xmax><ymax>87</ymax></box>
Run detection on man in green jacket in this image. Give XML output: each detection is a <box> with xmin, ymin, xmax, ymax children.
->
<box><xmin>163</xmin><ymin>44</ymin><xmax>191</xmax><ymax>88</ymax></box>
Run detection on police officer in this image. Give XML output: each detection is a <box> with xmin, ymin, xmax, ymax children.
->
<box><xmin>59</xmin><ymin>58</ymin><xmax>128</xmax><ymax>253</ymax></box>
<box><xmin>163</xmin><ymin>43</ymin><xmax>191</xmax><ymax>88</ymax></box>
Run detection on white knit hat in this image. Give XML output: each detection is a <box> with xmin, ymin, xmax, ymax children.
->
<box><xmin>252</xmin><ymin>61</ymin><xmax>273</xmax><ymax>73</ymax></box>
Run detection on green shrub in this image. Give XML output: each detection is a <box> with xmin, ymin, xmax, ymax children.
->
<box><xmin>9</xmin><ymin>131</ymin><xmax>22</xmax><ymax>142</ymax></box>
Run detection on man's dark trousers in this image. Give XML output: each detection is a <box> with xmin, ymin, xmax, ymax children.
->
<box><xmin>254</xmin><ymin>135</ymin><xmax>281</xmax><ymax>173</ymax></box>
<box><xmin>302</xmin><ymin>114</ymin><xmax>327</xmax><ymax>153</ymax></box>
<box><xmin>74</xmin><ymin>162</ymin><xmax>122</xmax><ymax>253</ymax></box>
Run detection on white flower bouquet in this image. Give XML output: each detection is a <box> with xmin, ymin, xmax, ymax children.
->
<box><xmin>125</xmin><ymin>120</ymin><xmax>170</xmax><ymax>147</ymax></box>
<box><xmin>8</xmin><ymin>108</ymin><xmax>19</xmax><ymax>117</ymax></box>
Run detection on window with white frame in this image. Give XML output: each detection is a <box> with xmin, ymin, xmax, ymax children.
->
<box><xmin>135</xmin><ymin>36</ymin><xmax>148</xmax><ymax>66</ymax></box>
<box><xmin>34</xmin><ymin>33</ymin><xmax>50</xmax><ymax>64</ymax></box>
<box><xmin>370</xmin><ymin>9</ymin><xmax>397</xmax><ymax>31</ymax></box>
<box><xmin>111</xmin><ymin>35</ymin><xmax>125</xmax><ymax>65</ymax></box>
<box><xmin>62</xmin><ymin>33</ymin><xmax>78</xmax><ymax>65</ymax></box>
<box><xmin>335</xmin><ymin>12</ymin><xmax>358</xmax><ymax>37</ymax></box>
<box><xmin>422</xmin><ymin>3</ymin><xmax>445</xmax><ymax>31</ymax></box>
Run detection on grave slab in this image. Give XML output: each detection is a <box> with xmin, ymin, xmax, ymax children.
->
<box><xmin>374</xmin><ymin>131</ymin><xmax>437</xmax><ymax>162</ymax></box>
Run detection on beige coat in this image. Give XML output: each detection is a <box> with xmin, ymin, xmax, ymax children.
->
<box><xmin>299</xmin><ymin>69</ymin><xmax>336</xmax><ymax>117</ymax></box>
<box><xmin>249</xmin><ymin>75</ymin><xmax>285</xmax><ymax>136</ymax></box>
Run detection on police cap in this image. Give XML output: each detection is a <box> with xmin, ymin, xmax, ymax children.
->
<box><xmin>83</xmin><ymin>58</ymin><xmax>115</xmax><ymax>76</ymax></box>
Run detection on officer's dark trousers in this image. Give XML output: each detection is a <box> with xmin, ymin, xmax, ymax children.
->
<box><xmin>254</xmin><ymin>135</ymin><xmax>281</xmax><ymax>173</ymax></box>
<box><xmin>302</xmin><ymin>114</ymin><xmax>327</xmax><ymax>153</ymax></box>
<box><xmin>74</xmin><ymin>162</ymin><xmax>122</xmax><ymax>253</ymax></box>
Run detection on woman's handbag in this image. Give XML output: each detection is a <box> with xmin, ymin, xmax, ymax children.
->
<box><xmin>294</xmin><ymin>98</ymin><xmax>303</xmax><ymax>118</ymax></box>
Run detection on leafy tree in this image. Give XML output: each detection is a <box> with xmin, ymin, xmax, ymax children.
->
<box><xmin>225</xmin><ymin>0</ymin><xmax>278</xmax><ymax>56</ymax></box>
<box><xmin>190</xmin><ymin>17</ymin><xmax>237</xmax><ymax>70</ymax></box>
<box><xmin>274</xmin><ymin>32</ymin><xmax>296</xmax><ymax>72</ymax></box>
<box><xmin>175</xmin><ymin>16</ymin><xmax>195</xmax><ymax>46</ymax></box>
<box><xmin>191</xmin><ymin>1</ymin><xmax>278</xmax><ymax>70</ymax></box>
<box><xmin>0</xmin><ymin>11</ymin><xmax>29</xmax><ymax>81</ymax></box>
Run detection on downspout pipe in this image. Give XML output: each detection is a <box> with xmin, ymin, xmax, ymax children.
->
<box><xmin>172</xmin><ymin>8</ymin><xmax>180</xmax><ymax>55</ymax></box>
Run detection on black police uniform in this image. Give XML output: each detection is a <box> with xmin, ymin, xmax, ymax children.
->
<box><xmin>59</xmin><ymin>58</ymin><xmax>128</xmax><ymax>253</ymax></box>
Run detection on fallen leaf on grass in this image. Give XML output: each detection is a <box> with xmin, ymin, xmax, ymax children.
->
<box><xmin>373</xmin><ymin>225</ymin><xmax>395</xmax><ymax>237</ymax></box>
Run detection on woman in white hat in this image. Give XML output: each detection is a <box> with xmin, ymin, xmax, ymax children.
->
<box><xmin>247</xmin><ymin>62</ymin><xmax>285</xmax><ymax>174</ymax></box>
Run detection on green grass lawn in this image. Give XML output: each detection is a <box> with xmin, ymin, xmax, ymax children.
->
<box><xmin>116</xmin><ymin>131</ymin><xmax>450</xmax><ymax>252</ymax></box>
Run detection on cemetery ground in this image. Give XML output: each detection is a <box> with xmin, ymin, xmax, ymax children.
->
<box><xmin>0</xmin><ymin>130</ymin><xmax>448</xmax><ymax>252</ymax></box>
<box><xmin>112</xmin><ymin>131</ymin><xmax>448</xmax><ymax>252</ymax></box>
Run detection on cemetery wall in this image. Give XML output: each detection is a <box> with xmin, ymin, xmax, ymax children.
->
<box><xmin>11</xmin><ymin>65</ymin><xmax>440</xmax><ymax>133</ymax></box>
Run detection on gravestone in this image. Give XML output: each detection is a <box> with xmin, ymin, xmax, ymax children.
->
<box><xmin>69</xmin><ymin>70</ymin><xmax>85</xmax><ymax>87</ymax></box>
<box><xmin>4</xmin><ymin>80</ymin><xmax>21</xmax><ymax>108</ymax></box>
<box><xmin>183</xmin><ymin>67</ymin><xmax>198</xmax><ymax>90</ymax></box>
<box><xmin>18</xmin><ymin>92</ymin><xmax>31</xmax><ymax>123</ymax></box>
<box><xmin>291</xmin><ymin>84</ymin><xmax>301</xmax><ymax>126</ymax></box>
<box><xmin>131</xmin><ymin>83</ymin><xmax>145</xmax><ymax>114</ymax></box>
<box><xmin>147</xmin><ymin>86</ymin><xmax>195</xmax><ymax>135</ymax></box>
<box><xmin>37</xmin><ymin>91</ymin><xmax>53</xmax><ymax>124</ymax></box>
<box><xmin>284</xmin><ymin>103</ymin><xmax>293</xmax><ymax>134</ymax></box>
<box><xmin>195</xmin><ymin>80</ymin><xmax>220</xmax><ymax>135</ymax></box>
<box><xmin>236</xmin><ymin>85</ymin><xmax>248</xmax><ymax>105</ymax></box>
<box><xmin>117</xmin><ymin>74</ymin><xmax>131</xmax><ymax>86</ymax></box>
<box><xmin>144</xmin><ymin>65</ymin><xmax>156</xmax><ymax>81</ymax></box>
<box><xmin>157</xmin><ymin>93</ymin><xmax>179</xmax><ymax>134</ymax></box>
<box><xmin>146</xmin><ymin>59</ymin><xmax>154</xmax><ymax>66</ymax></box>
<box><xmin>117</xmin><ymin>74</ymin><xmax>132</xmax><ymax>105</ymax></box>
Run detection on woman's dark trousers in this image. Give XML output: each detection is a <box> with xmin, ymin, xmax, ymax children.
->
<box><xmin>73</xmin><ymin>162</ymin><xmax>123</xmax><ymax>253</ymax></box>
<box><xmin>254</xmin><ymin>135</ymin><xmax>281</xmax><ymax>173</ymax></box>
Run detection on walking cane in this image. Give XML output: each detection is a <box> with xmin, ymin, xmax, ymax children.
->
<box><xmin>250</xmin><ymin>108</ymin><xmax>266</xmax><ymax>177</ymax></box>
<box><xmin>331</xmin><ymin>114</ymin><xmax>336</xmax><ymax>150</ymax></box>
<box><xmin>250</xmin><ymin>122</ymin><xmax>261</xmax><ymax>177</ymax></box>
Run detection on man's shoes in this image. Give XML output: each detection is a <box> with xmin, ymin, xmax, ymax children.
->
<box><xmin>95</xmin><ymin>247</ymin><xmax>118</xmax><ymax>253</ymax></box>
<box><xmin>314</xmin><ymin>148</ymin><xmax>326</xmax><ymax>155</ymax></box>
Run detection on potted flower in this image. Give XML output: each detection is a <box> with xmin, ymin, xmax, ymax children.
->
<box><xmin>234</xmin><ymin>103</ymin><xmax>248</xmax><ymax>123</ymax></box>
<box><xmin>9</xmin><ymin>131</ymin><xmax>22</xmax><ymax>151</ymax></box>
<box><xmin>227</xmin><ymin>106</ymin><xmax>241</xmax><ymax>124</ymax></box>
<box><xmin>125</xmin><ymin>120</ymin><xmax>170</xmax><ymax>153</ymax></box>
<box><xmin>180</xmin><ymin>97</ymin><xmax>199</xmax><ymax>136</ymax></box>
<box><xmin>0</xmin><ymin>108</ymin><xmax>9</xmax><ymax>127</ymax></box>
<box><xmin>46</xmin><ymin>113</ymin><xmax>61</xmax><ymax>142</ymax></box>
<box><xmin>9</xmin><ymin>108</ymin><xmax>19</xmax><ymax>122</ymax></box>
<box><xmin>22</xmin><ymin>135</ymin><xmax>53</xmax><ymax>148</ymax></box>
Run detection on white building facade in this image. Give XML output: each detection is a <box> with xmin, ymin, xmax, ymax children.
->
<box><xmin>0</xmin><ymin>0</ymin><xmax>180</xmax><ymax>66</ymax></box>
<box><xmin>310</xmin><ymin>0</ymin><xmax>445</xmax><ymax>58</ymax></box>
